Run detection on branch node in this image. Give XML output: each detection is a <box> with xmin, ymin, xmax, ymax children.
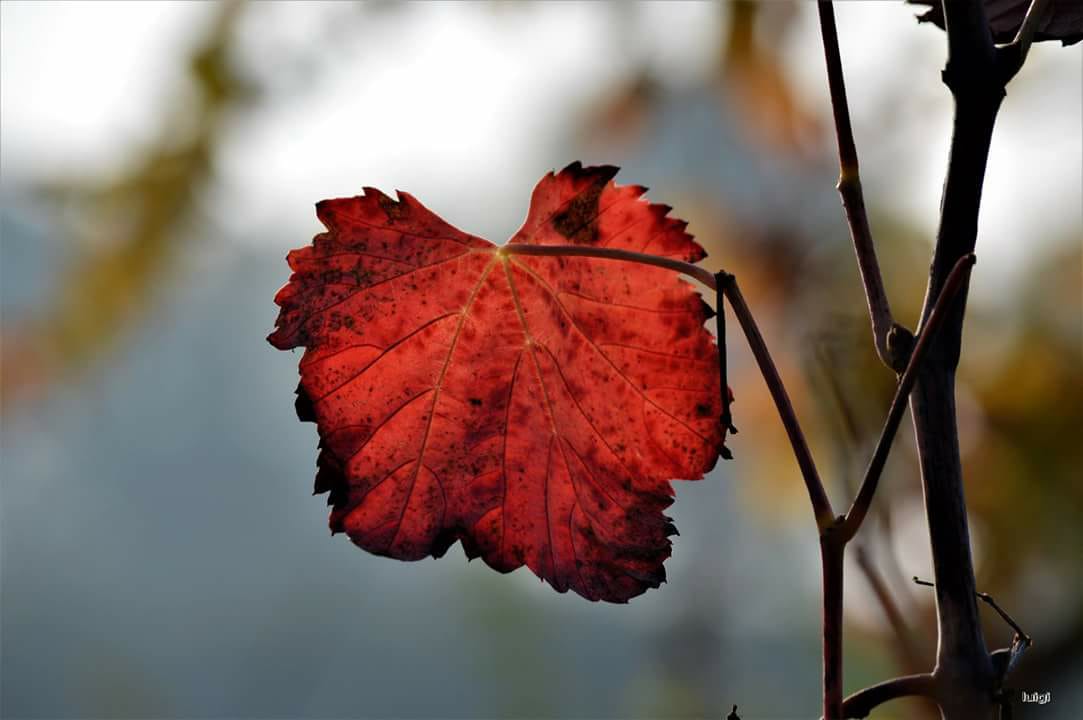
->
<box><xmin>841</xmin><ymin>254</ymin><xmax>975</xmax><ymax>541</ymax></box>
<box><xmin>886</xmin><ymin>323</ymin><xmax>915</xmax><ymax>371</ymax></box>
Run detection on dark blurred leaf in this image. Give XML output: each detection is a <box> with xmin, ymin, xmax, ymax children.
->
<box><xmin>910</xmin><ymin>0</ymin><xmax>1083</xmax><ymax>46</ymax></box>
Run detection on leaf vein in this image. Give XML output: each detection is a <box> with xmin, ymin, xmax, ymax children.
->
<box><xmin>293</xmin><ymin>250</ymin><xmax>483</xmax><ymax>332</ymax></box>
<box><xmin>311</xmin><ymin>312</ymin><xmax>460</xmax><ymax>403</ymax></box>
<box><xmin>388</xmin><ymin>257</ymin><xmax>498</xmax><ymax>550</ymax></box>
<box><xmin>510</xmin><ymin>260</ymin><xmax>712</xmax><ymax>443</ymax></box>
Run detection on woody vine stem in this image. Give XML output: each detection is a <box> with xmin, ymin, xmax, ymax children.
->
<box><xmin>817</xmin><ymin>0</ymin><xmax>1047</xmax><ymax>717</ymax></box>
<box><xmin>505</xmin><ymin>233</ymin><xmax>973</xmax><ymax>720</ymax></box>
<box><xmin>509</xmin><ymin>0</ymin><xmax>1047</xmax><ymax>715</ymax></box>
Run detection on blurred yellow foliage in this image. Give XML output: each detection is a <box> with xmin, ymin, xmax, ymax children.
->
<box><xmin>2</xmin><ymin>1</ymin><xmax>247</xmax><ymax>413</ymax></box>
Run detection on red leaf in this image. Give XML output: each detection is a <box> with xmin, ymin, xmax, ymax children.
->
<box><xmin>269</xmin><ymin>163</ymin><xmax>726</xmax><ymax>602</ymax></box>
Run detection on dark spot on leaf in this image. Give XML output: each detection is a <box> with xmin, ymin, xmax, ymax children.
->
<box><xmin>552</xmin><ymin>179</ymin><xmax>606</xmax><ymax>245</ymax></box>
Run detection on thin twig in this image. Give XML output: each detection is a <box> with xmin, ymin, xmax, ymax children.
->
<box><xmin>716</xmin><ymin>276</ymin><xmax>737</xmax><ymax>459</ymax></box>
<box><xmin>918</xmin><ymin>575</ymin><xmax>1033</xmax><ymax>680</ymax></box>
<box><xmin>978</xmin><ymin>593</ymin><xmax>1032</xmax><ymax>646</ymax></box>
<box><xmin>841</xmin><ymin>254</ymin><xmax>976</xmax><ymax>540</ymax></box>
<box><xmin>718</xmin><ymin>272</ymin><xmax>834</xmax><ymax>529</ymax></box>
<box><xmin>943</xmin><ymin>0</ymin><xmax>998</xmax><ymax>78</ymax></box>
<box><xmin>817</xmin><ymin>1</ymin><xmax>902</xmax><ymax>370</ymax></box>
<box><xmin>839</xmin><ymin>673</ymin><xmax>937</xmax><ymax>719</ymax></box>
<box><xmin>913</xmin><ymin>576</ymin><xmax>1032</xmax><ymax>646</ymax></box>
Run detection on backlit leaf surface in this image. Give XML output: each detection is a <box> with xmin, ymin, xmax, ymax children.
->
<box><xmin>269</xmin><ymin>163</ymin><xmax>726</xmax><ymax>602</ymax></box>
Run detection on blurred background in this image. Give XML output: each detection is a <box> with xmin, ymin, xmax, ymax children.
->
<box><xmin>1</xmin><ymin>2</ymin><xmax>1080</xmax><ymax>718</ymax></box>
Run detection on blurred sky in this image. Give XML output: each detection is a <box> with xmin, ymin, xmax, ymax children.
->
<box><xmin>2</xmin><ymin>1</ymin><xmax>1079</xmax><ymax>289</ymax></box>
<box><xmin>1</xmin><ymin>2</ymin><xmax>1081</xmax><ymax>719</ymax></box>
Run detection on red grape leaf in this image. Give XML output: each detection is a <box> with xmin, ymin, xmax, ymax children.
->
<box><xmin>268</xmin><ymin>163</ymin><xmax>727</xmax><ymax>602</ymax></box>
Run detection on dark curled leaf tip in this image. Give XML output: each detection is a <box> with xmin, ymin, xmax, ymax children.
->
<box><xmin>909</xmin><ymin>0</ymin><xmax>1083</xmax><ymax>45</ymax></box>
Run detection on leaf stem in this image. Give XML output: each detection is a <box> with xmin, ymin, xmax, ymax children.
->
<box><xmin>817</xmin><ymin>0</ymin><xmax>903</xmax><ymax>371</ymax></box>
<box><xmin>503</xmin><ymin>244</ymin><xmax>825</xmax><ymax>486</ymax></box>
<box><xmin>500</xmin><ymin>244</ymin><xmax>718</xmax><ymax>289</ymax></box>
<box><xmin>716</xmin><ymin>277</ymin><xmax>737</xmax><ymax>457</ymax></box>
<box><xmin>718</xmin><ymin>273</ymin><xmax>834</xmax><ymax>530</ymax></box>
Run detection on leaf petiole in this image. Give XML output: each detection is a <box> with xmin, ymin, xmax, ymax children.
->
<box><xmin>500</xmin><ymin>243</ymin><xmax>718</xmax><ymax>289</ymax></box>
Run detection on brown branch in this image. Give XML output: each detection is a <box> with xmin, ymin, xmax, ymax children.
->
<box><xmin>910</xmin><ymin>17</ymin><xmax>1003</xmax><ymax>707</ymax></box>
<box><xmin>841</xmin><ymin>254</ymin><xmax>976</xmax><ymax>541</ymax></box>
<box><xmin>817</xmin><ymin>1</ymin><xmax>904</xmax><ymax>371</ymax></box>
<box><xmin>821</xmin><ymin>530</ymin><xmax>846</xmax><ymax>719</ymax></box>
<box><xmin>906</xmin><ymin>3</ymin><xmax>1006</xmax><ymax>715</ymax></box>
<box><xmin>942</xmin><ymin>0</ymin><xmax>998</xmax><ymax>78</ymax></box>
<box><xmin>717</xmin><ymin>272</ymin><xmax>835</xmax><ymax>529</ymax></box>
<box><xmin>839</xmin><ymin>673</ymin><xmax>937</xmax><ymax>719</ymax></box>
